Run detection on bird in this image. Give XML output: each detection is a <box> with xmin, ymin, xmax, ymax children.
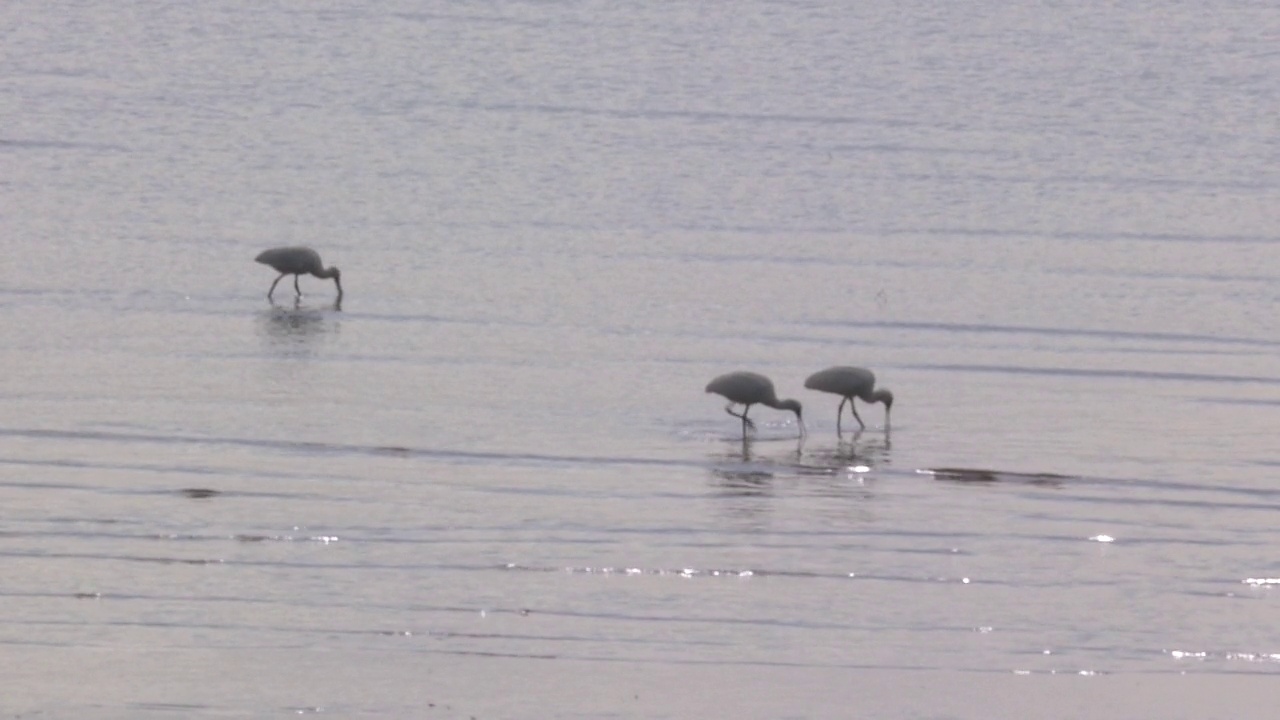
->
<box><xmin>255</xmin><ymin>246</ymin><xmax>342</xmax><ymax>301</ymax></box>
<box><xmin>705</xmin><ymin>371</ymin><xmax>804</xmax><ymax>438</ymax></box>
<box><xmin>804</xmin><ymin>366</ymin><xmax>893</xmax><ymax>435</ymax></box>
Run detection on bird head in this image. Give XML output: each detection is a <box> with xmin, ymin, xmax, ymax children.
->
<box><xmin>780</xmin><ymin>399</ymin><xmax>803</xmax><ymax>423</ymax></box>
<box><xmin>877</xmin><ymin>389</ymin><xmax>894</xmax><ymax>411</ymax></box>
<box><xmin>877</xmin><ymin>389</ymin><xmax>893</xmax><ymax>427</ymax></box>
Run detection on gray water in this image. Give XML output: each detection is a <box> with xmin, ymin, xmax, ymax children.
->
<box><xmin>3</xmin><ymin>1</ymin><xmax>1279</xmax><ymax>717</ymax></box>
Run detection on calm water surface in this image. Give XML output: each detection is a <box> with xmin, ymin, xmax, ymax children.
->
<box><xmin>2</xmin><ymin>1</ymin><xmax>1279</xmax><ymax>717</ymax></box>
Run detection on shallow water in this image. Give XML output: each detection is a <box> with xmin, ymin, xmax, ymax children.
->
<box><xmin>2</xmin><ymin>0</ymin><xmax>1279</xmax><ymax>717</ymax></box>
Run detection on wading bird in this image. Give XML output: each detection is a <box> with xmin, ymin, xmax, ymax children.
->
<box><xmin>255</xmin><ymin>246</ymin><xmax>342</xmax><ymax>301</ymax></box>
<box><xmin>705</xmin><ymin>371</ymin><xmax>804</xmax><ymax>438</ymax></box>
<box><xmin>804</xmin><ymin>366</ymin><xmax>893</xmax><ymax>435</ymax></box>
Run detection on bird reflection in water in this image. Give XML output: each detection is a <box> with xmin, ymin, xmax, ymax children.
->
<box><xmin>259</xmin><ymin>299</ymin><xmax>341</xmax><ymax>351</ymax></box>
<box><xmin>268</xmin><ymin>294</ymin><xmax>342</xmax><ymax>312</ymax></box>
<box><xmin>707</xmin><ymin>438</ymin><xmax>778</xmax><ymax>530</ymax></box>
<box><xmin>708</xmin><ymin>433</ymin><xmax>805</xmax><ymax>493</ymax></box>
<box><xmin>798</xmin><ymin>428</ymin><xmax>891</xmax><ymax>474</ymax></box>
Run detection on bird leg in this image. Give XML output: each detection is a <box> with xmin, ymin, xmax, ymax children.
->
<box><xmin>836</xmin><ymin>397</ymin><xmax>848</xmax><ymax>436</ymax></box>
<box><xmin>850</xmin><ymin>403</ymin><xmax>866</xmax><ymax>430</ymax></box>
<box><xmin>293</xmin><ymin>274</ymin><xmax>303</xmax><ymax>297</ymax></box>
<box><xmin>267</xmin><ymin>273</ymin><xmax>285</xmax><ymax>300</ymax></box>
<box><xmin>724</xmin><ymin>403</ymin><xmax>756</xmax><ymax>435</ymax></box>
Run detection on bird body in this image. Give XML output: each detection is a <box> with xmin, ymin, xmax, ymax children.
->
<box><xmin>706</xmin><ymin>371</ymin><xmax>804</xmax><ymax>438</ymax></box>
<box><xmin>804</xmin><ymin>366</ymin><xmax>893</xmax><ymax>434</ymax></box>
<box><xmin>255</xmin><ymin>246</ymin><xmax>342</xmax><ymax>300</ymax></box>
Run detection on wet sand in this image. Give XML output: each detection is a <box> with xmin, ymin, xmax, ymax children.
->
<box><xmin>3</xmin><ymin>647</ymin><xmax>1274</xmax><ymax>719</ymax></box>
